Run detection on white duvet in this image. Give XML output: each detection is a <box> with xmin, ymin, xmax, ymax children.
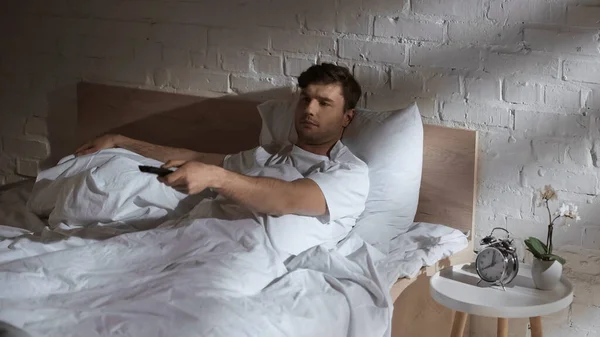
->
<box><xmin>0</xmin><ymin>151</ymin><xmax>468</xmax><ymax>337</ymax></box>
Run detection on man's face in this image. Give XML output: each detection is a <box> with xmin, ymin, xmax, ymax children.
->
<box><xmin>294</xmin><ymin>83</ymin><xmax>354</xmax><ymax>145</ymax></box>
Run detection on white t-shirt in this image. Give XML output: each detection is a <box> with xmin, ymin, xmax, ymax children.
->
<box><xmin>220</xmin><ymin>141</ymin><xmax>370</xmax><ymax>257</ymax></box>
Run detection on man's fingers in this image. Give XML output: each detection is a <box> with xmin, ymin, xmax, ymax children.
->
<box><xmin>162</xmin><ymin>160</ymin><xmax>186</xmax><ymax>169</ymax></box>
<box><xmin>75</xmin><ymin>147</ymin><xmax>98</xmax><ymax>157</ymax></box>
<box><xmin>74</xmin><ymin>142</ymin><xmax>92</xmax><ymax>154</ymax></box>
<box><xmin>161</xmin><ymin>170</ymin><xmax>184</xmax><ymax>186</ymax></box>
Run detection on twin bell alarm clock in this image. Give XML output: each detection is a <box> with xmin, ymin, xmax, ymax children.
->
<box><xmin>475</xmin><ymin>227</ymin><xmax>519</xmax><ymax>289</ymax></box>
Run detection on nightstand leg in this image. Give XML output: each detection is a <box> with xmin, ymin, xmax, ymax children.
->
<box><xmin>497</xmin><ymin>318</ymin><xmax>508</xmax><ymax>337</ymax></box>
<box><xmin>530</xmin><ymin>316</ymin><xmax>543</xmax><ymax>337</ymax></box>
<box><xmin>450</xmin><ymin>311</ymin><xmax>468</xmax><ymax>337</ymax></box>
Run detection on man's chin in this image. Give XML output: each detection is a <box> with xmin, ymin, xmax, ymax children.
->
<box><xmin>296</xmin><ymin>132</ymin><xmax>319</xmax><ymax>144</ymax></box>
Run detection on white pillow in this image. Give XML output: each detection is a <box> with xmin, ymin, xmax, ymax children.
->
<box><xmin>344</xmin><ymin>104</ymin><xmax>423</xmax><ymax>251</ymax></box>
<box><xmin>256</xmin><ymin>99</ymin><xmax>424</xmax><ymax>251</ymax></box>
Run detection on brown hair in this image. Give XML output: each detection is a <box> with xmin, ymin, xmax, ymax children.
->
<box><xmin>298</xmin><ymin>63</ymin><xmax>362</xmax><ymax>111</ymax></box>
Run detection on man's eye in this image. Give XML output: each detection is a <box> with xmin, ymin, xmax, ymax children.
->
<box><xmin>319</xmin><ymin>101</ymin><xmax>328</xmax><ymax>106</ymax></box>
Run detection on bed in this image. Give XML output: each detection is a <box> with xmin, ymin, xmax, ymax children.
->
<box><xmin>0</xmin><ymin>82</ymin><xmax>477</xmax><ymax>337</ymax></box>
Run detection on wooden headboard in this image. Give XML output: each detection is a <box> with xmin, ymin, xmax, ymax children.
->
<box><xmin>76</xmin><ymin>82</ymin><xmax>477</xmax><ymax>234</ymax></box>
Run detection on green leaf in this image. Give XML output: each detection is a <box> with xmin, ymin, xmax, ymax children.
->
<box><xmin>525</xmin><ymin>244</ymin><xmax>543</xmax><ymax>259</ymax></box>
<box><xmin>539</xmin><ymin>240</ymin><xmax>548</xmax><ymax>252</ymax></box>
<box><xmin>524</xmin><ymin>237</ymin><xmax>548</xmax><ymax>258</ymax></box>
<box><xmin>541</xmin><ymin>253</ymin><xmax>566</xmax><ymax>265</ymax></box>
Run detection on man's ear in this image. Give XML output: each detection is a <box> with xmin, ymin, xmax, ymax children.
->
<box><xmin>342</xmin><ymin>109</ymin><xmax>355</xmax><ymax>128</ymax></box>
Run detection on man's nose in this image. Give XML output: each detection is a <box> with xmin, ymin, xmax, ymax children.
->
<box><xmin>305</xmin><ymin>99</ymin><xmax>318</xmax><ymax>115</ymax></box>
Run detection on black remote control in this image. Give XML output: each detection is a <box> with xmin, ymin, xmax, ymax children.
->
<box><xmin>138</xmin><ymin>165</ymin><xmax>174</xmax><ymax>177</ymax></box>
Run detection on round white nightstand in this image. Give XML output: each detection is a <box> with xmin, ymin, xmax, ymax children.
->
<box><xmin>429</xmin><ymin>262</ymin><xmax>573</xmax><ymax>337</ymax></box>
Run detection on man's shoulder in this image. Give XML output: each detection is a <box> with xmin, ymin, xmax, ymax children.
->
<box><xmin>331</xmin><ymin>141</ymin><xmax>368</xmax><ymax>172</ymax></box>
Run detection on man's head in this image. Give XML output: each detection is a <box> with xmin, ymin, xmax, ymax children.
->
<box><xmin>295</xmin><ymin>63</ymin><xmax>362</xmax><ymax>146</ymax></box>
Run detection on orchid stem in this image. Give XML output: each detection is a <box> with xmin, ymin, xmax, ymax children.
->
<box><xmin>545</xmin><ymin>200</ymin><xmax>553</xmax><ymax>254</ymax></box>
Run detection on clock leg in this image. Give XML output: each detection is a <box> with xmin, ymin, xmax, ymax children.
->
<box><xmin>530</xmin><ymin>316</ymin><xmax>543</xmax><ymax>337</ymax></box>
<box><xmin>497</xmin><ymin>317</ymin><xmax>508</xmax><ymax>337</ymax></box>
<box><xmin>450</xmin><ymin>311</ymin><xmax>468</xmax><ymax>337</ymax></box>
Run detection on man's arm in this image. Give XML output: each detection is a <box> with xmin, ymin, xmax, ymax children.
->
<box><xmin>75</xmin><ymin>134</ymin><xmax>226</xmax><ymax>166</ymax></box>
<box><xmin>160</xmin><ymin>161</ymin><xmax>327</xmax><ymax>217</ymax></box>
<box><xmin>116</xmin><ymin>136</ymin><xmax>226</xmax><ymax>165</ymax></box>
<box><xmin>213</xmin><ymin>168</ymin><xmax>327</xmax><ymax>217</ymax></box>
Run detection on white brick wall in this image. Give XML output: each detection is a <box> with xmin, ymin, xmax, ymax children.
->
<box><xmin>564</xmin><ymin>59</ymin><xmax>600</xmax><ymax>84</ymax></box>
<box><xmin>448</xmin><ymin>22</ymin><xmax>521</xmax><ymax>45</ymax></box>
<box><xmin>424</xmin><ymin>74</ymin><xmax>461</xmax><ymax>99</ymax></box>
<box><xmin>413</xmin><ymin>0</ymin><xmax>485</xmax><ymax>19</ymax></box>
<box><xmin>504</xmin><ymin>81</ymin><xmax>540</xmax><ymax>105</ymax></box>
<box><xmin>374</xmin><ymin>17</ymin><xmax>444</xmax><ymax>42</ymax></box>
<box><xmin>220</xmin><ymin>50</ymin><xmax>251</xmax><ymax>73</ymax></box>
<box><xmin>524</xmin><ymin>28</ymin><xmax>600</xmax><ymax>56</ymax></box>
<box><xmin>151</xmin><ymin>24</ymin><xmax>207</xmax><ymax>50</ymax></box>
<box><xmin>353</xmin><ymin>64</ymin><xmax>389</xmax><ymax>89</ymax></box>
<box><xmin>410</xmin><ymin>45</ymin><xmax>481</xmax><ymax>70</ymax></box>
<box><xmin>483</xmin><ymin>53</ymin><xmax>560</xmax><ymax>79</ymax></box>
<box><xmin>488</xmin><ymin>0</ymin><xmax>566</xmax><ymax>24</ymax></box>
<box><xmin>272</xmin><ymin>32</ymin><xmax>335</xmax><ymax>54</ymax></box>
<box><xmin>339</xmin><ymin>39</ymin><xmax>406</xmax><ymax>64</ymax></box>
<box><xmin>252</xmin><ymin>54</ymin><xmax>283</xmax><ymax>75</ymax></box>
<box><xmin>567</xmin><ymin>5</ymin><xmax>600</xmax><ymax>28</ymax></box>
<box><xmin>1</xmin><ymin>1</ymin><xmax>600</xmax><ymax>335</ymax></box>
<box><xmin>284</xmin><ymin>57</ymin><xmax>316</xmax><ymax>77</ymax></box>
<box><xmin>466</xmin><ymin>76</ymin><xmax>501</xmax><ymax>102</ymax></box>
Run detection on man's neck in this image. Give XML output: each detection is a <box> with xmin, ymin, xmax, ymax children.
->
<box><xmin>296</xmin><ymin>139</ymin><xmax>339</xmax><ymax>157</ymax></box>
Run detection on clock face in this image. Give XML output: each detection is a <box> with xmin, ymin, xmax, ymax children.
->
<box><xmin>476</xmin><ymin>248</ymin><xmax>505</xmax><ymax>282</ymax></box>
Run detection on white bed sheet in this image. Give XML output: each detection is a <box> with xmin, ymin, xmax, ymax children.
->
<box><xmin>0</xmin><ymin>178</ymin><xmax>467</xmax><ymax>337</ymax></box>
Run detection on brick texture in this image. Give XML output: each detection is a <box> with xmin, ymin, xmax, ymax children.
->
<box><xmin>353</xmin><ymin>64</ymin><xmax>388</xmax><ymax>89</ymax></box>
<box><xmin>252</xmin><ymin>54</ymin><xmax>283</xmax><ymax>75</ymax></box>
<box><xmin>413</xmin><ymin>0</ymin><xmax>485</xmax><ymax>19</ymax></box>
<box><xmin>488</xmin><ymin>0</ymin><xmax>566</xmax><ymax>24</ymax></box>
<box><xmin>441</xmin><ymin>101</ymin><xmax>511</xmax><ymax>127</ymax></box>
<box><xmin>374</xmin><ymin>17</ymin><xmax>444</xmax><ymax>42</ymax></box>
<box><xmin>169</xmin><ymin>68</ymin><xmax>229</xmax><ymax>92</ymax></box>
<box><xmin>336</xmin><ymin>10</ymin><xmax>370</xmax><ymax>35</ymax></box>
<box><xmin>220</xmin><ymin>50</ymin><xmax>251</xmax><ymax>73</ymax></box>
<box><xmin>424</xmin><ymin>74</ymin><xmax>461</xmax><ymax>99</ymax></box>
<box><xmin>564</xmin><ymin>60</ymin><xmax>600</xmax><ymax>84</ymax></box>
<box><xmin>503</xmin><ymin>81</ymin><xmax>539</xmax><ymax>104</ymax></box>
<box><xmin>567</xmin><ymin>5</ymin><xmax>600</xmax><ymax>28</ymax></box>
<box><xmin>483</xmin><ymin>53</ymin><xmax>560</xmax><ymax>78</ymax></box>
<box><xmin>24</xmin><ymin>117</ymin><xmax>47</xmax><ymax>137</ymax></box>
<box><xmin>448</xmin><ymin>22</ymin><xmax>521</xmax><ymax>45</ymax></box>
<box><xmin>524</xmin><ymin>28</ymin><xmax>600</xmax><ymax>56</ymax></box>
<box><xmin>339</xmin><ymin>39</ymin><xmax>406</xmax><ymax>64</ymax></box>
<box><xmin>271</xmin><ymin>32</ymin><xmax>335</xmax><ymax>54</ymax></box>
<box><xmin>514</xmin><ymin>110</ymin><xmax>588</xmax><ymax>137</ymax></box>
<box><xmin>3</xmin><ymin>137</ymin><xmax>49</xmax><ymax>159</ymax></box>
<box><xmin>150</xmin><ymin>24</ymin><xmax>207</xmax><ymax>50</ymax></box>
<box><xmin>410</xmin><ymin>45</ymin><xmax>480</xmax><ymax>70</ymax></box>
<box><xmin>465</xmin><ymin>77</ymin><xmax>500</xmax><ymax>102</ymax></box>
<box><xmin>16</xmin><ymin>158</ymin><xmax>38</xmax><ymax>177</ymax></box>
<box><xmin>284</xmin><ymin>57</ymin><xmax>315</xmax><ymax>77</ymax></box>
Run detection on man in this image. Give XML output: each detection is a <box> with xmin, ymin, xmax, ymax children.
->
<box><xmin>75</xmin><ymin>63</ymin><xmax>369</xmax><ymax>252</ymax></box>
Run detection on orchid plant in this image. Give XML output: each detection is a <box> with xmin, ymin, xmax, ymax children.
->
<box><xmin>524</xmin><ymin>185</ymin><xmax>581</xmax><ymax>265</ymax></box>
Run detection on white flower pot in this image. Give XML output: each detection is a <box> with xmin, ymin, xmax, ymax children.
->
<box><xmin>531</xmin><ymin>259</ymin><xmax>562</xmax><ymax>290</ymax></box>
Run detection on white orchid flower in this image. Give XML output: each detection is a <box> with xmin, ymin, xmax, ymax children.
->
<box><xmin>555</xmin><ymin>202</ymin><xmax>581</xmax><ymax>221</ymax></box>
<box><xmin>540</xmin><ymin>185</ymin><xmax>558</xmax><ymax>201</ymax></box>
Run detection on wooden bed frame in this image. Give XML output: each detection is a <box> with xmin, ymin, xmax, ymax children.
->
<box><xmin>75</xmin><ymin>82</ymin><xmax>478</xmax><ymax>337</ymax></box>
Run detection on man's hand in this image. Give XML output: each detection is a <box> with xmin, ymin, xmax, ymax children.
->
<box><xmin>159</xmin><ymin>160</ymin><xmax>216</xmax><ymax>194</ymax></box>
<box><xmin>74</xmin><ymin>134</ymin><xmax>121</xmax><ymax>157</ymax></box>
